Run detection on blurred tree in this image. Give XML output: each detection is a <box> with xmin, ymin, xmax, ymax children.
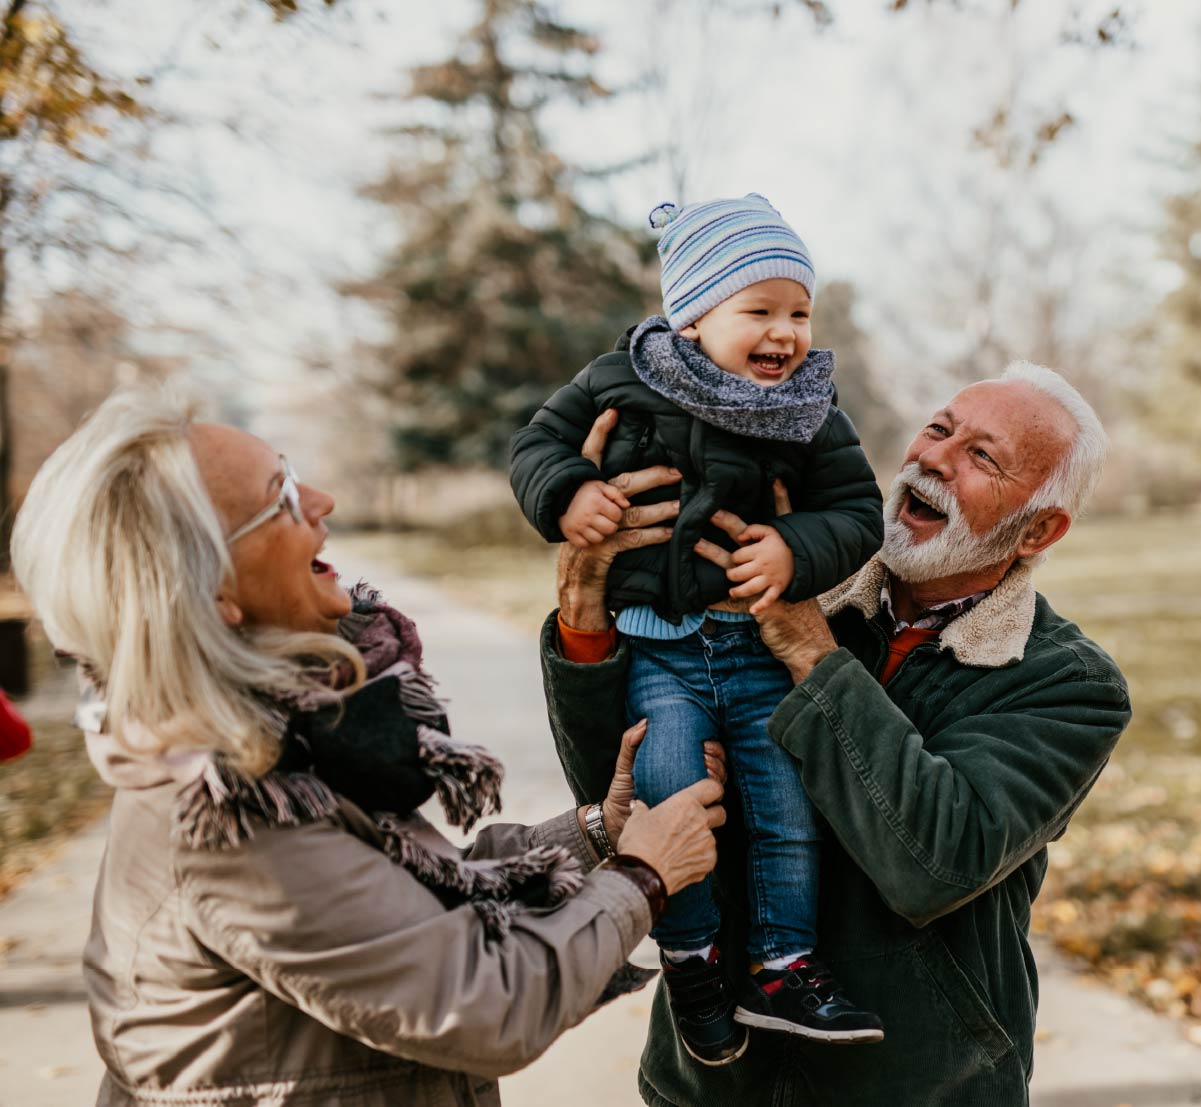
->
<box><xmin>0</xmin><ymin>0</ymin><xmax>144</xmax><ymax>570</ymax></box>
<box><xmin>811</xmin><ymin>280</ymin><xmax>904</xmax><ymax>475</ymax></box>
<box><xmin>10</xmin><ymin>288</ymin><xmax>180</xmax><ymax>498</ymax></box>
<box><xmin>0</xmin><ymin>0</ymin><xmax>342</xmax><ymax>571</ymax></box>
<box><xmin>1147</xmin><ymin>136</ymin><xmax>1201</xmax><ymax>468</ymax></box>
<box><xmin>344</xmin><ymin>0</ymin><xmax>659</xmax><ymax>470</ymax></box>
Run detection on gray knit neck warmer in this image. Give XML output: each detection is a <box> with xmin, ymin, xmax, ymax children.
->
<box><xmin>629</xmin><ymin>315</ymin><xmax>835</xmax><ymax>443</ymax></box>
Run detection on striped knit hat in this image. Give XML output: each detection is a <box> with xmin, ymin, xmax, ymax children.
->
<box><xmin>650</xmin><ymin>194</ymin><xmax>815</xmax><ymax>331</ymax></box>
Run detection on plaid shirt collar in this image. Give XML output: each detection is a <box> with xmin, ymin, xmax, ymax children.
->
<box><xmin>878</xmin><ymin>580</ymin><xmax>990</xmax><ymax>635</ymax></box>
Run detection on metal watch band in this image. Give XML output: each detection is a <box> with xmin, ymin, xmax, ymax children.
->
<box><xmin>584</xmin><ymin>801</ymin><xmax>615</xmax><ymax>859</ymax></box>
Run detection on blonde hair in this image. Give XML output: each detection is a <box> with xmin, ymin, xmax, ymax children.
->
<box><xmin>11</xmin><ymin>384</ymin><xmax>364</xmax><ymax>775</ymax></box>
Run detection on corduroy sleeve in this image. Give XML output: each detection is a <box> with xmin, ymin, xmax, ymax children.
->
<box><xmin>767</xmin><ymin>647</ymin><xmax>1131</xmax><ymax>927</ymax></box>
<box><xmin>509</xmin><ymin>363</ymin><xmax>608</xmax><ymax>543</ymax></box>
<box><xmin>538</xmin><ymin>611</ymin><xmax>629</xmax><ymax>805</ymax></box>
<box><xmin>771</xmin><ymin>406</ymin><xmax>885</xmax><ymax>602</ymax></box>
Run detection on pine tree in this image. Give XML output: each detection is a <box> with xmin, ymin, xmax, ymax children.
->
<box><xmin>345</xmin><ymin>0</ymin><xmax>657</xmax><ymax>470</ymax></box>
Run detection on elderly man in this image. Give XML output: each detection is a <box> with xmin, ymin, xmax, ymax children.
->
<box><xmin>539</xmin><ymin>361</ymin><xmax>1131</xmax><ymax>1106</ymax></box>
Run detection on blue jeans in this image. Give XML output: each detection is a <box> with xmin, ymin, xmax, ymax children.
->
<box><xmin>627</xmin><ymin>621</ymin><xmax>820</xmax><ymax>960</ymax></box>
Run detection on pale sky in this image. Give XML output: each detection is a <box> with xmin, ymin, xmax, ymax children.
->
<box><xmin>40</xmin><ymin>0</ymin><xmax>1201</xmax><ymax>430</ymax></box>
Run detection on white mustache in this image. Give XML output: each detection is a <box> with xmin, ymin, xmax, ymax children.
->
<box><xmin>890</xmin><ymin>463</ymin><xmax>960</xmax><ymax>522</ymax></box>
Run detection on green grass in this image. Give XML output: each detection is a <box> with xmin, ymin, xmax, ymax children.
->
<box><xmin>1032</xmin><ymin>511</ymin><xmax>1201</xmax><ymax>1022</ymax></box>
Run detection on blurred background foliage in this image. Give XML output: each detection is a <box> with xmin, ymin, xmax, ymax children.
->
<box><xmin>0</xmin><ymin>0</ymin><xmax>1199</xmax><ymax>1036</ymax></box>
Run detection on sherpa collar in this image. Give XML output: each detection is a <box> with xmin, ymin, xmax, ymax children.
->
<box><xmin>820</xmin><ymin>555</ymin><xmax>1038</xmax><ymax>668</ymax></box>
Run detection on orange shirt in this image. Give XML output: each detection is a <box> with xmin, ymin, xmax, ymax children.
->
<box><xmin>879</xmin><ymin>626</ymin><xmax>940</xmax><ymax>685</ymax></box>
<box><xmin>557</xmin><ymin>614</ymin><xmax>618</xmax><ymax>664</ymax></box>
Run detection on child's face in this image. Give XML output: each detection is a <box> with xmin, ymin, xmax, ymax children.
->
<box><xmin>679</xmin><ymin>278</ymin><xmax>812</xmax><ymax>387</ymax></box>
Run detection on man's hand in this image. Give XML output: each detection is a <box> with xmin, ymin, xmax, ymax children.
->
<box><xmin>724</xmin><ymin>524</ymin><xmax>794</xmax><ymax>615</ymax></box>
<box><xmin>556</xmin><ymin>409</ymin><xmax>681</xmax><ymax>632</ymax></box>
<box><xmin>694</xmin><ymin>480</ymin><xmax>837</xmax><ymax>682</ymax></box>
<box><xmin>559</xmin><ymin>480</ymin><xmax>629</xmax><ymax>548</ymax></box>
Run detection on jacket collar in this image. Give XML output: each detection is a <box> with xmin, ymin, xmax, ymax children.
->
<box><xmin>820</xmin><ymin>555</ymin><xmax>1037</xmax><ymax>668</ymax></box>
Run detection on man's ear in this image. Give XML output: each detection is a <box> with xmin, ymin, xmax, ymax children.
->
<box><xmin>215</xmin><ymin>589</ymin><xmax>244</xmax><ymax>628</ymax></box>
<box><xmin>1015</xmin><ymin>508</ymin><xmax>1071</xmax><ymax>560</ymax></box>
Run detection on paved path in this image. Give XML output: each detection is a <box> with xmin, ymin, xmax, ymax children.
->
<box><xmin>1</xmin><ymin>556</ymin><xmax>1198</xmax><ymax>1106</ymax></box>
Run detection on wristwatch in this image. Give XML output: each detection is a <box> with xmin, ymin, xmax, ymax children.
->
<box><xmin>584</xmin><ymin>801</ymin><xmax>615</xmax><ymax>859</ymax></box>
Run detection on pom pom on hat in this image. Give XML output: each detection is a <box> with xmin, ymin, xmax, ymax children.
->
<box><xmin>648</xmin><ymin>202</ymin><xmax>679</xmax><ymax>230</ymax></box>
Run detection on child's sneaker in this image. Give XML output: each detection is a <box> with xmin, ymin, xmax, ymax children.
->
<box><xmin>660</xmin><ymin>949</ymin><xmax>749</xmax><ymax>1066</ymax></box>
<box><xmin>734</xmin><ymin>956</ymin><xmax>884</xmax><ymax>1044</ymax></box>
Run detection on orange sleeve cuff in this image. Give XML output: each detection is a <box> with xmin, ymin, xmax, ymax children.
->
<box><xmin>557</xmin><ymin>613</ymin><xmax>618</xmax><ymax>664</ymax></box>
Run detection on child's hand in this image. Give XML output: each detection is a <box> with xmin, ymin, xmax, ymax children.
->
<box><xmin>560</xmin><ymin>479</ymin><xmax>630</xmax><ymax>548</ymax></box>
<box><xmin>725</xmin><ymin>524</ymin><xmax>794</xmax><ymax>615</ymax></box>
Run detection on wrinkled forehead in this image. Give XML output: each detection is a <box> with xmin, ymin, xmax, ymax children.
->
<box><xmin>945</xmin><ymin>380</ymin><xmax>1075</xmax><ymax>461</ymax></box>
<box><xmin>188</xmin><ymin>423</ymin><xmax>281</xmax><ymax>525</ymax></box>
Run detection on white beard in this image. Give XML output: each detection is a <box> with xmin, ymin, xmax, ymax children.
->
<box><xmin>879</xmin><ymin>463</ymin><xmax>1034</xmax><ymax>584</ymax></box>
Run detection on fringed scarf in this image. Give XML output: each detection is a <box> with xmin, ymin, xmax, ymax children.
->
<box><xmin>629</xmin><ymin>314</ymin><xmax>835</xmax><ymax>443</ymax></box>
<box><xmin>83</xmin><ymin>582</ymin><xmax>586</xmax><ymax>942</ymax></box>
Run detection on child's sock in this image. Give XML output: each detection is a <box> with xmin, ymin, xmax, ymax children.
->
<box><xmin>663</xmin><ymin>944</ymin><xmax>716</xmax><ymax>964</ymax></box>
<box><xmin>752</xmin><ymin>950</ymin><xmax>813</xmax><ymax>973</ymax></box>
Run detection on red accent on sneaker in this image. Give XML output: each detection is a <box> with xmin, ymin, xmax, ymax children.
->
<box><xmin>762</xmin><ymin>978</ymin><xmax>785</xmax><ymax>996</ymax></box>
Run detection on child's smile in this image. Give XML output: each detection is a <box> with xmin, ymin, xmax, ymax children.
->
<box><xmin>679</xmin><ymin>278</ymin><xmax>813</xmax><ymax>388</ymax></box>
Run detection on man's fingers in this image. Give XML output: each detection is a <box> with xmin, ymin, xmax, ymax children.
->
<box><xmin>729</xmin><ymin>575</ymin><xmax>770</xmax><ymax>599</ymax></box>
<box><xmin>581</xmin><ymin>409</ymin><xmax>618</xmax><ymax>467</ymax></box>
<box><xmin>610</xmin><ymin>465</ymin><xmax>682</xmax><ymax>499</ymax></box>
<box><xmin>600</xmin><ymin>483</ymin><xmax>630</xmax><ymax>510</ymax></box>
<box><xmin>620</xmin><ymin>499</ymin><xmax>680</xmax><ymax>529</ymax></box>
<box><xmin>709</xmin><ymin>508</ymin><xmax>750</xmax><ymax>539</ymax></box>
<box><xmin>693</xmin><ymin>538</ymin><xmax>735</xmax><ymax>569</ymax></box>
<box><xmin>607</xmin><ymin>524</ymin><xmax>672</xmax><ymax>552</ymax></box>
<box><xmin>772</xmin><ymin>478</ymin><xmax>794</xmax><ymax>516</ymax></box>
<box><xmin>749</xmin><ymin>585</ymin><xmax>783</xmax><ymax>615</ymax></box>
<box><xmin>702</xmin><ymin>741</ymin><xmax>727</xmax><ymax>785</ymax></box>
<box><xmin>705</xmin><ymin>804</ymin><xmax>727</xmax><ymax>830</ymax></box>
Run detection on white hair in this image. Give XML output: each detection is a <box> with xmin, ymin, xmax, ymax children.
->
<box><xmin>999</xmin><ymin>360</ymin><xmax>1108</xmax><ymax>517</ymax></box>
<box><xmin>11</xmin><ymin>385</ymin><xmax>363</xmax><ymax>776</ymax></box>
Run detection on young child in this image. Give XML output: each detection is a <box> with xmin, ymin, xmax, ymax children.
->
<box><xmin>510</xmin><ymin>194</ymin><xmax>885</xmax><ymax>1064</ymax></box>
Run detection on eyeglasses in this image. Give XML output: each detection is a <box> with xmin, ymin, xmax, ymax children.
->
<box><xmin>227</xmin><ymin>456</ymin><xmax>303</xmax><ymax>545</ymax></box>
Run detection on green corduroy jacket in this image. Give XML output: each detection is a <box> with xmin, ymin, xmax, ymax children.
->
<box><xmin>539</xmin><ymin>555</ymin><xmax>1131</xmax><ymax>1107</ymax></box>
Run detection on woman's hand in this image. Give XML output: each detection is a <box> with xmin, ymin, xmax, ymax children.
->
<box><xmin>600</xmin><ymin>719</ymin><xmax>727</xmax><ymax>846</ymax></box>
<box><xmin>616</xmin><ymin>778</ymin><xmax>726</xmax><ymax>895</ymax></box>
<box><xmin>557</xmin><ymin>409</ymin><xmax>682</xmax><ymax>632</ymax></box>
<box><xmin>694</xmin><ymin>480</ymin><xmax>838</xmax><ymax>683</ymax></box>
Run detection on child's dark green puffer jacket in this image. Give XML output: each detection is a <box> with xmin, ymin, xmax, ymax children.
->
<box><xmin>509</xmin><ymin>335</ymin><xmax>883</xmax><ymax>622</ymax></box>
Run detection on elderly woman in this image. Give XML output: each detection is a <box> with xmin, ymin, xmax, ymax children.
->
<box><xmin>11</xmin><ymin>388</ymin><xmax>724</xmax><ymax>1107</ymax></box>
